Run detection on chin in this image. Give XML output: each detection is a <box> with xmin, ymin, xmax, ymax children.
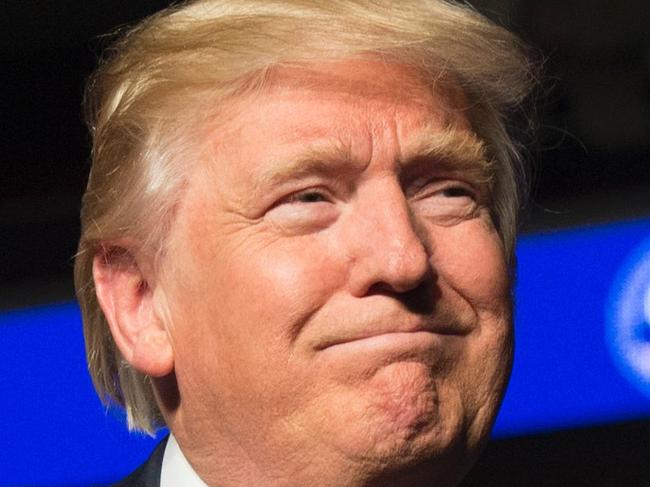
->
<box><xmin>352</xmin><ymin>429</ymin><xmax>473</xmax><ymax>487</ymax></box>
<box><xmin>361</xmin><ymin>417</ymin><xmax>483</xmax><ymax>487</ymax></box>
<box><xmin>330</xmin><ymin>362</ymin><xmax>476</xmax><ymax>486</ymax></box>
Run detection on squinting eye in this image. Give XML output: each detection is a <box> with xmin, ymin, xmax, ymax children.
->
<box><xmin>286</xmin><ymin>191</ymin><xmax>328</xmax><ymax>204</ymax></box>
<box><xmin>410</xmin><ymin>180</ymin><xmax>481</xmax><ymax>225</ymax></box>
<box><xmin>266</xmin><ymin>188</ymin><xmax>339</xmax><ymax>234</ymax></box>
<box><xmin>441</xmin><ymin>186</ymin><xmax>474</xmax><ymax>198</ymax></box>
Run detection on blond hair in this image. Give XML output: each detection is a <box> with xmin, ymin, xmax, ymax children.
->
<box><xmin>75</xmin><ymin>0</ymin><xmax>536</xmax><ymax>433</ymax></box>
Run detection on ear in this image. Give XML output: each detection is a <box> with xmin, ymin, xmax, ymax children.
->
<box><xmin>93</xmin><ymin>243</ymin><xmax>174</xmax><ymax>377</ymax></box>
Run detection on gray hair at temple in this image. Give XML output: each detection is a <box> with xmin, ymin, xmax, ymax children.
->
<box><xmin>74</xmin><ymin>0</ymin><xmax>536</xmax><ymax>433</ymax></box>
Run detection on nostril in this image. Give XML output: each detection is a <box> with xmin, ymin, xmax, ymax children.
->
<box><xmin>366</xmin><ymin>276</ymin><xmax>439</xmax><ymax>314</ymax></box>
<box><xmin>402</xmin><ymin>278</ymin><xmax>439</xmax><ymax>314</ymax></box>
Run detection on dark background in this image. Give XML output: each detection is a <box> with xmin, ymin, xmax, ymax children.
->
<box><xmin>2</xmin><ymin>1</ymin><xmax>649</xmax><ymax>485</ymax></box>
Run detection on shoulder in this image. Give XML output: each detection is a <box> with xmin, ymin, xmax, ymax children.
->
<box><xmin>112</xmin><ymin>436</ymin><xmax>169</xmax><ymax>487</ymax></box>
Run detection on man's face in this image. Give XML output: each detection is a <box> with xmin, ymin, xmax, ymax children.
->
<box><xmin>159</xmin><ymin>60</ymin><xmax>512</xmax><ymax>484</ymax></box>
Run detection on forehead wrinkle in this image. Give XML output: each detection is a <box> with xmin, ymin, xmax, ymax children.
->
<box><xmin>266</xmin><ymin>61</ymin><xmax>432</xmax><ymax>104</ymax></box>
<box><xmin>400</xmin><ymin>126</ymin><xmax>494</xmax><ymax>182</ymax></box>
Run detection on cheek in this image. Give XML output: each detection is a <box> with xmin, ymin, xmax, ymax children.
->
<box><xmin>438</xmin><ymin>220</ymin><xmax>513</xmax><ymax>356</ymax></box>
<box><xmin>433</xmin><ymin>219</ymin><xmax>510</xmax><ymax>309</ymax></box>
<box><xmin>228</xmin><ymin>237</ymin><xmax>344</xmax><ymax>334</ymax></box>
<box><xmin>160</xmin><ymin>236</ymin><xmax>344</xmax><ymax>420</ymax></box>
<box><xmin>431</xmin><ymin>219</ymin><xmax>513</xmax><ymax>424</ymax></box>
<box><xmin>169</xmin><ymin>228</ymin><xmax>345</xmax><ymax>360</ymax></box>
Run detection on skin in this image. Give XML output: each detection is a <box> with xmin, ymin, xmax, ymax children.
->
<box><xmin>96</xmin><ymin>60</ymin><xmax>513</xmax><ymax>486</ymax></box>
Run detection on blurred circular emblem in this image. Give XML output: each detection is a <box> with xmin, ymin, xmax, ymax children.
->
<box><xmin>607</xmin><ymin>237</ymin><xmax>650</xmax><ymax>397</ymax></box>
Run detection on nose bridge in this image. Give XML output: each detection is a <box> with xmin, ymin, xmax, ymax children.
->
<box><xmin>347</xmin><ymin>177</ymin><xmax>431</xmax><ymax>295</ymax></box>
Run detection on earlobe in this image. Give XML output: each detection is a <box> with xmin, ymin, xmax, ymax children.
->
<box><xmin>93</xmin><ymin>244</ymin><xmax>174</xmax><ymax>377</ymax></box>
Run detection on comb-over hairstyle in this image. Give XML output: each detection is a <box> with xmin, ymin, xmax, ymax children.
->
<box><xmin>75</xmin><ymin>0</ymin><xmax>536</xmax><ymax>433</ymax></box>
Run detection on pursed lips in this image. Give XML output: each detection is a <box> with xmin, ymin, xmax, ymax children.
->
<box><xmin>313</xmin><ymin>315</ymin><xmax>473</xmax><ymax>351</ymax></box>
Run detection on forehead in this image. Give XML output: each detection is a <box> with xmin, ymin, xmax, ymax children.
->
<box><xmin>209</xmin><ymin>59</ymin><xmax>471</xmax><ymax>152</ymax></box>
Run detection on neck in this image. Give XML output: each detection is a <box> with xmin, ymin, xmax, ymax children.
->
<box><xmin>166</xmin><ymin>413</ymin><xmax>468</xmax><ymax>487</ymax></box>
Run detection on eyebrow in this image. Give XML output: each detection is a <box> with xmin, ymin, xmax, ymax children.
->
<box><xmin>399</xmin><ymin>127</ymin><xmax>494</xmax><ymax>184</ymax></box>
<box><xmin>255</xmin><ymin>127</ymin><xmax>493</xmax><ymax>192</ymax></box>
<box><xmin>256</xmin><ymin>140</ymin><xmax>358</xmax><ymax>189</ymax></box>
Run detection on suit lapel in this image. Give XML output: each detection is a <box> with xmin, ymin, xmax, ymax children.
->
<box><xmin>112</xmin><ymin>436</ymin><xmax>169</xmax><ymax>487</ymax></box>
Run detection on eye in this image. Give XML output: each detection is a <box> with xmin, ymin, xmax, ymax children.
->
<box><xmin>411</xmin><ymin>179</ymin><xmax>477</xmax><ymax>201</ymax></box>
<box><xmin>285</xmin><ymin>190</ymin><xmax>329</xmax><ymax>204</ymax></box>
<box><xmin>265</xmin><ymin>187</ymin><xmax>339</xmax><ymax>234</ymax></box>
<box><xmin>441</xmin><ymin>185</ymin><xmax>475</xmax><ymax>199</ymax></box>
<box><xmin>410</xmin><ymin>180</ymin><xmax>480</xmax><ymax>224</ymax></box>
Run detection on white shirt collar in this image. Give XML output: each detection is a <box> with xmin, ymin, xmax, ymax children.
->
<box><xmin>161</xmin><ymin>434</ymin><xmax>209</xmax><ymax>487</ymax></box>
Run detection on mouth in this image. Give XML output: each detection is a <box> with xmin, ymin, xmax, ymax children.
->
<box><xmin>313</xmin><ymin>330</ymin><xmax>466</xmax><ymax>366</ymax></box>
<box><xmin>314</xmin><ymin>320</ymin><xmax>470</xmax><ymax>352</ymax></box>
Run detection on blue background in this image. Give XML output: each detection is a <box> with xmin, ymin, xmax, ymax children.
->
<box><xmin>3</xmin><ymin>217</ymin><xmax>650</xmax><ymax>486</ymax></box>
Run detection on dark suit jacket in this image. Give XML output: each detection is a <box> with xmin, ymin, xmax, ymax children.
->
<box><xmin>112</xmin><ymin>436</ymin><xmax>169</xmax><ymax>487</ymax></box>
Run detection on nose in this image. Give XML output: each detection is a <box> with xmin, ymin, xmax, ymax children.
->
<box><xmin>344</xmin><ymin>179</ymin><xmax>432</xmax><ymax>297</ymax></box>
